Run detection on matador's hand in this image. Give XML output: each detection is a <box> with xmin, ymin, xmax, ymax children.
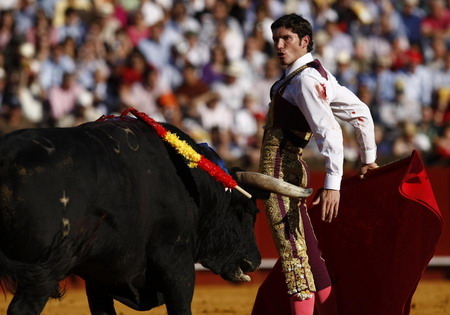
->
<box><xmin>359</xmin><ymin>162</ymin><xmax>379</xmax><ymax>178</ymax></box>
<box><xmin>312</xmin><ymin>189</ymin><xmax>340</xmax><ymax>223</ymax></box>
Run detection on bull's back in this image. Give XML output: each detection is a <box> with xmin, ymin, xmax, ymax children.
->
<box><xmin>0</xmin><ymin>119</ymin><xmax>198</xmax><ymax>267</ymax></box>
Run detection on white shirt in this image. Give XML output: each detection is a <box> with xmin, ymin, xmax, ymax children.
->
<box><xmin>282</xmin><ymin>53</ymin><xmax>377</xmax><ymax>190</ymax></box>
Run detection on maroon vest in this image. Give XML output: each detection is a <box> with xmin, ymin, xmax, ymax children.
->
<box><xmin>270</xmin><ymin>59</ymin><xmax>328</xmax><ymax>147</ymax></box>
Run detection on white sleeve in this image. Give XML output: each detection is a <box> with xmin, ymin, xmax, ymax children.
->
<box><xmin>329</xmin><ymin>79</ymin><xmax>377</xmax><ymax>164</ymax></box>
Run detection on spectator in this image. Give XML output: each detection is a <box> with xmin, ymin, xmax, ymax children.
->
<box><xmin>420</xmin><ymin>0</ymin><xmax>450</xmax><ymax>47</ymax></box>
<box><xmin>47</xmin><ymin>71</ymin><xmax>86</xmax><ymax>123</ymax></box>
<box><xmin>126</xmin><ymin>10</ymin><xmax>151</xmax><ymax>46</ymax></box>
<box><xmin>372</xmin><ymin>55</ymin><xmax>397</xmax><ymax>106</ymax></box>
<box><xmin>17</xmin><ymin>52</ymin><xmax>44</xmax><ymax>124</ymax></box>
<box><xmin>119</xmin><ymin>49</ymin><xmax>150</xmax><ymax>86</ymax></box>
<box><xmin>119</xmin><ymin>66</ymin><xmax>169</xmax><ymax>121</ymax></box>
<box><xmin>334</xmin><ymin>51</ymin><xmax>358</xmax><ymax>94</ymax></box>
<box><xmin>392</xmin><ymin>120</ymin><xmax>432</xmax><ymax>158</ymax></box>
<box><xmin>311</xmin><ymin>0</ymin><xmax>339</xmax><ymax>32</ymax></box>
<box><xmin>166</xmin><ymin>1</ymin><xmax>201</xmax><ymax>36</ymax></box>
<box><xmin>211</xmin><ymin>61</ymin><xmax>251</xmax><ymax>111</ymax></box>
<box><xmin>195</xmin><ymin>91</ymin><xmax>233</xmax><ymax>133</ymax></box>
<box><xmin>56</xmin><ymin>7</ymin><xmax>86</xmax><ymax>46</ymax></box>
<box><xmin>198</xmin><ymin>0</ymin><xmax>244</xmax><ymax>53</ymax></box>
<box><xmin>427</xmin><ymin>36</ymin><xmax>448</xmax><ymax>70</ymax></box>
<box><xmin>431</xmin><ymin>51</ymin><xmax>450</xmax><ymax>93</ymax></box>
<box><xmin>323</xmin><ymin>17</ymin><xmax>354</xmax><ymax>59</ymax></box>
<box><xmin>26</xmin><ymin>8</ymin><xmax>58</xmax><ymax>46</ymax></box>
<box><xmin>215</xmin><ymin>19</ymin><xmax>244</xmax><ymax>62</ymax></box>
<box><xmin>234</xmin><ymin>93</ymin><xmax>259</xmax><ymax>148</ymax></box>
<box><xmin>379</xmin><ymin>80</ymin><xmax>422</xmax><ymax>129</ymax></box>
<box><xmin>430</xmin><ymin>123</ymin><xmax>450</xmax><ymax>165</ymax></box>
<box><xmin>173</xmin><ymin>30</ymin><xmax>210</xmax><ymax>69</ymax></box>
<box><xmin>241</xmin><ymin>36</ymin><xmax>268</xmax><ymax>80</ymax></box>
<box><xmin>137</xmin><ymin>19</ymin><xmax>182</xmax><ymax>87</ymax></box>
<box><xmin>395</xmin><ymin>48</ymin><xmax>433</xmax><ymax>108</ymax></box>
<box><xmin>0</xmin><ymin>10</ymin><xmax>14</xmax><ymax>50</ymax></box>
<box><xmin>14</xmin><ymin>0</ymin><xmax>36</xmax><ymax>37</ymax></box>
<box><xmin>39</xmin><ymin>43</ymin><xmax>76</xmax><ymax>91</ymax></box>
<box><xmin>418</xmin><ymin>106</ymin><xmax>441</xmax><ymax>146</ymax></box>
<box><xmin>52</xmin><ymin>0</ymin><xmax>91</xmax><ymax>28</ymax></box>
<box><xmin>314</xmin><ymin>30</ymin><xmax>336</xmax><ymax>74</ymax></box>
<box><xmin>0</xmin><ymin>102</ymin><xmax>36</xmax><ymax>136</ymax></box>
<box><xmin>76</xmin><ymin>38</ymin><xmax>110</xmax><ymax>90</ymax></box>
<box><xmin>200</xmin><ymin>43</ymin><xmax>229</xmax><ymax>85</ymax></box>
<box><xmin>95</xmin><ymin>2</ymin><xmax>123</xmax><ymax>48</ymax></box>
<box><xmin>400</xmin><ymin>0</ymin><xmax>425</xmax><ymax>48</ymax></box>
<box><xmin>374</xmin><ymin>123</ymin><xmax>393</xmax><ymax>159</ymax></box>
<box><xmin>252</xmin><ymin>57</ymin><xmax>282</xmax><ymax>114</ymax></box>
<box><xmin>175</xmin><ymin>63</ymin><xmax>209</xmax><ymax>117</ymax></box>
<box><xmin>140</xmin><ymin>0</ymin><xmax>165</xmax><ymax>27</ymax></box>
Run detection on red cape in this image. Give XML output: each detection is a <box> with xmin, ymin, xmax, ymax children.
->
<box><xmin>252</xmin><ymin>151</ymin><xmax>442</xmax><ymax>315</ymax></box>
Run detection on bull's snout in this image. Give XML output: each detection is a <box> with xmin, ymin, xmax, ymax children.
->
<box><xmin>240</xmin><ymin>258</ymin><xmax>259</xmax><ymax>273</ymax></box>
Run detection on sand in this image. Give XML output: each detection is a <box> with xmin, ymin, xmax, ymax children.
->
<box><xmin>1</xmin><ymin>278</ymin><xmax>449</xmax><ymax>314</ymax></box>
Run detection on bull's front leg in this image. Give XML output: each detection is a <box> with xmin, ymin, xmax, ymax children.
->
<box><xmin>151</xmin><ymin>246</ymin><xmax>196</xmax><ymax>315</ymax></box>
<box><xmin>85</xmin><ymin>281</ymin><xmax>116</xmax><ymax>315</ymax></box>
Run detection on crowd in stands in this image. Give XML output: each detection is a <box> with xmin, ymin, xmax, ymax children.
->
<box><xmin>0</xmin><ymin>0</ymin><xmax>448</xmax><ymax>171</ymax></box>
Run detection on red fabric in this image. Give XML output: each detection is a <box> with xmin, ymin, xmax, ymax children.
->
<box><xmin>252</xmin><ymin>151</ymin><xmax>442</xmax><ymax>315</ymax></box>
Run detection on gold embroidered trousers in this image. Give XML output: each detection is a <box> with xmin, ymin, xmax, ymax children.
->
<box><xmin>259</xmin><ymin>128</ymin><xmax>315</xmax><ymax>299</ymax></box>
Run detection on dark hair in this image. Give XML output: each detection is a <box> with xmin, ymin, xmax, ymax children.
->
<box><xmin>271</xmin><ymin>14</ymin><xmax>314</xmax><ymax>52</ymax></box>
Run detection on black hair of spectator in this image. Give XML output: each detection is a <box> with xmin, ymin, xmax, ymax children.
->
<box><xmin>271</xmin><ymin>14</ymin><xmax>314</xmax><ymax>52</ymax></box>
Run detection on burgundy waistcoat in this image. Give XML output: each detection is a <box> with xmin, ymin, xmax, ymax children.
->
<box><xmin>271</xmin><ymin>59</ymin><xmax>328</xmax><ymax>133</ymax></box>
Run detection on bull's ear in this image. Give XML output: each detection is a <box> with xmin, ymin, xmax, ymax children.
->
<box><xmin>230</xmin><ymin>167</ymin><xmax>270</xmax><ymax>200</ymax></box>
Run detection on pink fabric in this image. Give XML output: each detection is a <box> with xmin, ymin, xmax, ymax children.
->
<box><xmin>315</xmin><ymin>286</ymin><xmax>337</xmax><ymax>315</ymax></box>
<box><xmin>290</xmin><ymin>294</ymin><xmax>315</xmax><ymax>315</ymax></box>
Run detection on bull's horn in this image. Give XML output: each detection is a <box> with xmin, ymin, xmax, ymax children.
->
<box><xmin>235</xmin><ymin>172</ymin><xmax>313</xmax><ymax>198</ymax></box>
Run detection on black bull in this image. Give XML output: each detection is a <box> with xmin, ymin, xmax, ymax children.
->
<box><xmin>0</xmin><ymin>117</ymin><xmax>269</xmax><ymax>315</ymax></box>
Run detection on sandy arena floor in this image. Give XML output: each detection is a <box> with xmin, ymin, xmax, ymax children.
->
<box><xmin>1</xmin><ymin>277</ymin><xmax>450</xmax><ymax>314</ymax></box>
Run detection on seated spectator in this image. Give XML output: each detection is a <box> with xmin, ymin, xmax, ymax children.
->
<box><xmin>252</xmin><ymin>57</ymin><xmax>282</xmax><ymax>114</ymax></box>
<box><xmin>52</xmin><ymin>0</ymin><xmax>92</xmax><ymax>28</ymax></box>
<box><xmin>379</xmin><ymin>80</ymin><xmax>422</xmax><ymax>128</ymax></box>
<box><xmin>241</xmin><ymin>36</ymin><xmax>268</xmax><ymax>80</ymax></box>
<box><xmin>392</xmin><ymin>120</ymin><xmax>432</xmax><ymax>158</ymax></box>
<box><xmin>211</xmin><ymin>61</ymin><xmax>251</xmax><ymax>111</ymax></box>
<box><xmin>431</xmin><ymin>123</ymin><xmax>450</xmax><ymax>165</ymax></box>
<box><xmin>195</xmin><ymin>91</ymin><xmax>233</xmax><ymax>133</ymax></box>
<box><xmin>234</xmin><ymin>93</ymin><xmax>259</xmax><ymax>149</ymax></box>
<box><xmin>400</xmin><ymin>0</ymin><xmax>425</xmax><ymax>48</ymax></box>
<box><xmin>26</xmin><ymin>8</ymin><xmax>58</xmax><ymax>47</ymax></box>
<box><xmin>334</xmin><ymin>51</ymin><xmax>358</xmax><ymax>94</ymax></box>
<box><xmin>420</xmin><ymin>0</ymin><xmax>450</xmax><ymax>46</ymax></box>
<box><xmin>200</xmin><ymin>44</ymin><xmax>229</xmax><ymax>85</ymax></box>
<box><xmin>119</xmin><ymin>67</ymin><xmax>169</xmax><ymax>122</ymax></box>
<box><xmin>17</xmin><ymin>59</ymin><xmax>45</xmax><ymax>124</ymax></box>
<box><xmin>14</xmin><ymin>0</ymin><xmax>36</xmax><ymax>38</ymax></box>
<box><xmin>175</xmin><ymin>63</ymin><xmax>209</xmax><ymax>117</ymax></box>
<box><xmin>0</xmin><ymin>101</ymin><xmax>36</xmax><ymax>136</ymax></box>
<box><xmin>174</xmin><ymin>30</ymin><xmax>210</xmax><ymax>69</ymax></box>
<box><xmin>166</xmin><ymin>1</ymin><xmax>201</xmax><ymax>36</ymax></box>
<box><xmin>47</xmin><ymin>71</ymin><xmax>86</xmax><ymax>124</ymax></box>
<box><xmin>39</xmin><ymin>43</ymin><xmax>76</xmax><ymax>91</ymax></box>
<box><xmin>0</xmin><ymin>10</ymin><xmax>14</xmax><ymax>51</ymax></box>
<box><xmin>57</xmin><ymin>7</ymin><xmax>86</xmax><ymax>46</ymax></box>
<box><xmin>126</xmin><ymin>10</ymin><xmax>151</xmax><ymax>46</ymax></box>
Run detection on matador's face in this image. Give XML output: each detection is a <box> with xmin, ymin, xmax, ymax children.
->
<box><xmin>272</xmin><ymin>27</ymin><xmax>309</xmax><ymax>66</ymax></box>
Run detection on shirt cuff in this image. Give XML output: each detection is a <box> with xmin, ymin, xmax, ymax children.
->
<box><xmin>324</xmin><ymin>173</ymin><xmax>341</xmax><ymax>191</ymax></box>
<box><xmin>360</xmin><ymin>148</ymin><xmax>377</xmax><ymax>164</ymax></box>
